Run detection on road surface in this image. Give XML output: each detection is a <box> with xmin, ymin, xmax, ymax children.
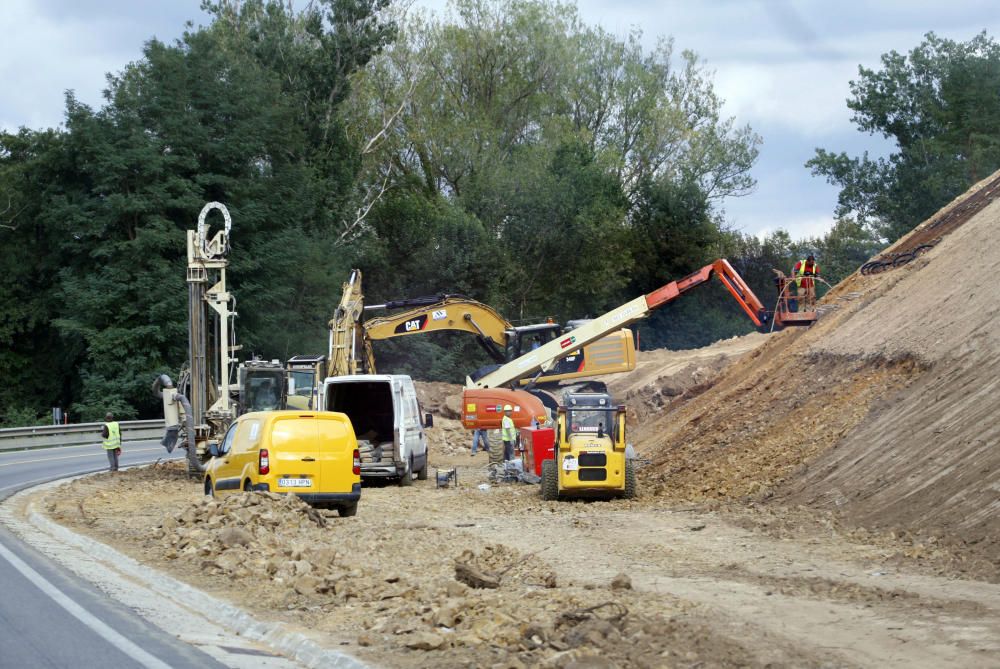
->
<box><xmin>0</xmin><ymin>441</ymin><xmax>231</xmax><ymax>668</ymax></box>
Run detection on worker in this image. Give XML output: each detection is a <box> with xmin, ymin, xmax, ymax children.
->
<box><xmin>254</xmin><ymin>380</ymin><xmax>279</xmax><ymax>411</ymax></box>
<box><xmin>470</xmin><ymin>427</ymin><xmax>490</xmax><ymax>457</ymax></box>
<box><xmin>100</xmin><ymin>412</ymin><xmax>122</xmax><ymax>472</ymax></box>
<box><xmin>500</xmin><ymin>404</ymin><xmax>517</xmax><ymax>462</ymax></box>
<box><xmin>792</xmin><ymin>254</ymin><xmax>820</xmax><ymax>311</ymax></box>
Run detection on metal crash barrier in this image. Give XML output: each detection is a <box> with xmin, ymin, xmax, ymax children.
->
<box><xmin>0</xmin><ymin>420</ymin><xmax>166</xmax><ymax>452</ymax></box>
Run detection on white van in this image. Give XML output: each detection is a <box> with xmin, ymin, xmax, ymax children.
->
<box><xmin>322</xmin><ymin>374</ymin><xmax>430</xmax><ymax>485</ymax></box>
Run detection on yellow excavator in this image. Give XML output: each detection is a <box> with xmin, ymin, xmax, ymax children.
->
<box><xmin>285</xmin><ymin>270</ymin><xmax>637</xmax><ymax>409</ymax></box>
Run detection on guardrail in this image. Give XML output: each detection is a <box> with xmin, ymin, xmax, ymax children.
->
<box><xmin>0</xmin><ymin>420</ymin><xmax>166</xmax><ymax>452</ymax></box>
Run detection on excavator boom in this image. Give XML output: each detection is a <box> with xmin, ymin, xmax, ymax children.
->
<box><xmin>327</xmin><ymin>269</ymin><xmax>376</xmax><ymax>377</ymax></box>
<box><xmin>363</xmin><ymin>296</ymin><xmax>512</xmax><ymax>362</ymax></box>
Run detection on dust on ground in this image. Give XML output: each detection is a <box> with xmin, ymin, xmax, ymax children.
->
<box><xmin>36</xmin><ymin>457</ymin><xmax>1000</xmax><ymax>669</ymax></box>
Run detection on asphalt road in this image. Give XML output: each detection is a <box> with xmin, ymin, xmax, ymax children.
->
<box><xmin>0</xmin><ymin>440</ymin><xmax>230</xmax><ymax>669</ymax></box>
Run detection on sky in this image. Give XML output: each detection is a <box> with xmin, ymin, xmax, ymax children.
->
<box><xmin>2</xmin><ymin>0</ymin><xmax>999</xmax><ymax>240</ymax></box>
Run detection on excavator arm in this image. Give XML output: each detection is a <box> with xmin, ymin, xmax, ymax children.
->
<box><xmin>327</xmin><ymin>269</ymin><xmax>376</xmax><ymax>377</ymax></box>
<box><xmin>362</xmin><ymin>296</ymin><xmax>513</xmax><ymax>362</ymax></box>
<box><xmin>467</xmin><ymin>259</ymin><xmax>768</xmax><ymax>391</ymax></box>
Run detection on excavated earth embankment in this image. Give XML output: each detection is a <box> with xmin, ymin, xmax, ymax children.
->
<box><xmin>629</xmin><ymin>171</ymin><xmax>1000</xmax><ymax>580</ymax></box>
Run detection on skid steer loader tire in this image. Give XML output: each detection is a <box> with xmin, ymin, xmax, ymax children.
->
<box><xmin>623</xmin><ymin>460</ymin><xmax>637</xmax><ymax>499</ymax></box>
<box><xmin>541</xmin><ymin>459</ymin><xmax>559</xmax><ymax>501</ymax></box>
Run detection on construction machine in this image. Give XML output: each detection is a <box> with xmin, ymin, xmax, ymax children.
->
<box><xmin>540</xmin><ymin>392</ymin><xmax>635</xmax><ymax>501</ymax></box>
<box><xmin>362</xmin><ymin>295</ymin><xmax>636</xmax><ymax>383</ymax></box>
<box><xmin>285</xmin><ymin>270</ymin><xmax>637</xmax><ymax>410</ymax></box>
<box><xmin>154</xmin><ymin>202</ymin><xmax>239</xmax><ymax>474</ymax></box>
<box><xmin>462</xmin><ymin>259</ymin><xmax>772</xmax><ymax>430</ymax></box>
<box><xmin>154</xmin><ymin>202</ymin><xmax>288</xmax><ymax>474</ymax></box>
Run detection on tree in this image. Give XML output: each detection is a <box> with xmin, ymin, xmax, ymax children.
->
<box><xmin>0</xmin><ymin>1</ymin><xmax>396</xmax><ymax>421</ymax></box>
<box><xmin>808</xmin><ymin>32</ymin><xmax>1000</xmax><ymax>241</ymax></box>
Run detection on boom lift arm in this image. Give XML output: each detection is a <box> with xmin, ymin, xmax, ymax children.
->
<box><xmin>467</xmin><ymin>259</ymin><xmax>768</xmax><ymax>391</ymax></box>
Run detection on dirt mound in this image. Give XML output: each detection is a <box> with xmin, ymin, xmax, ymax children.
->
<box><xmin>637</xmin><ymin>169</ymin><xmax>1000</xmax><ymax>578</ymax></box>
<box><xmin>605</xmin><ymin>333</ymin><xmax>767</xmax><ymax>424</ymax></box>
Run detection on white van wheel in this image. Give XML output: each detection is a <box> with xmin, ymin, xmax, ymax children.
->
<box><xmin>416</xmin><ymin>453</ymin><xmax>429</xmax><ymax>481</ymax></box>
<box><xmin>398</xmin><ymin>456</ymin><xmax>414</xmax><ymax>487</ymax></box>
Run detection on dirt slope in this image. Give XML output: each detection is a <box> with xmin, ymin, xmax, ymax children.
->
<box><xmin>635</xmin><ymin>171</ymin><xmax>1000</xmax><ymax>578</ymax></box>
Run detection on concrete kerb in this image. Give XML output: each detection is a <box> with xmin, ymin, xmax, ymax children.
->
<box><xmin>0</xmin><ymin>473</ymin><xmax>369</xmax><ymax>669</ymax></box>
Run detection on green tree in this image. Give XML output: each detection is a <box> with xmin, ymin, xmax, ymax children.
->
<box><xmin>808</xmin><ymin>31</ymin><xmax>1000</xmax><ymax>241</ymax></box>
<box><xmin>1</xmin><ymin>1</ymin><xmax>396</xmax><ymax>421</ymax></box>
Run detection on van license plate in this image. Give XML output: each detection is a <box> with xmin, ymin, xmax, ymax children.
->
<box><xmin>279</xmin><ymin>478</ymin><xmax>312</xmax><ymax>488</ymax></box>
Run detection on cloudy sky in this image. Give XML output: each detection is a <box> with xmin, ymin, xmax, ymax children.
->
<box><xmin>3</xmin><ymin>0</ymin><xmax>998</xmax><ymax>239</ymax></box>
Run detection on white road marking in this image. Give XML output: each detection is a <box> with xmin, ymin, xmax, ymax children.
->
<box><xmin>0</xmin><ymin>538</ymin><xmax>173</xmax><ymax>669</ymax></box>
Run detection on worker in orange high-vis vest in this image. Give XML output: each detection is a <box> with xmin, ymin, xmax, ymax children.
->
<box><xmin>792</xmin><ymin>254</ymin><xmax>820</xmax><ymax>311</ymax></box>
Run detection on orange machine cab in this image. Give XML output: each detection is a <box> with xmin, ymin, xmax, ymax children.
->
<box><xmin>520</xmin><ymin>426</ymin><xmax>555</xmax><ymax>476</ymax></box>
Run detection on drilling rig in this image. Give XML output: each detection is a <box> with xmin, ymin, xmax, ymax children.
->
<box><xmin>154</xmin><ymin>202</ymin><xmax>283</xmax><ymax>474</ymax></box>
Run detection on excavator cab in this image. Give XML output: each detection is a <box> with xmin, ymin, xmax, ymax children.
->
<box><xmin>507</xmin><ymin>323</ymin><xmax>562</xmax><ymax>360</ymax></box>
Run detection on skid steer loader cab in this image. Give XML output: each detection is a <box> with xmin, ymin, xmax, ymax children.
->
<box><xmin>541</xmin><ymin>392</ymin><xmax>636</xmax><ymax>501</ymax></box>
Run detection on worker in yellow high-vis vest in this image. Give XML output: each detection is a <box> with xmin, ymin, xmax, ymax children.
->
<box><xmin>101</xmin><ymin>412</ymin><xmax>122</xmax><ymax>472</ymax></box>
<box><xmin>500</xmin><ymin>404</ymin><xmax>517</xmax><ymax>462</ymax></box>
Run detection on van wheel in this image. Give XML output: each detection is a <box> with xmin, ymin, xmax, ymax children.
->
<box><xmin>541</xmin><ymin>459</ymin><xmax>559</xmax><ymax>501</ymax></box>
<box><xmin>244</xmin><ymin>479</ymin><xmax>252</xmax><ymax>492</ymax></box>
<box><xmin>416</xmin><ymin>453</ymin><xmax>429</xmax><ymax>481</ymax></box>
<box><xmin>339</xmin><ymin>503</ymin><xmax>358</xmax><ymax>517</ymax></box>
<box><xmin>204</xmin><ymin>478</ymin><xmax>215</xmax><ymax>497</ymax></box>
<box><xmin>398</xmin><ymin>456</ymin><xmax>414</xmax><ymax>487</ymax></box>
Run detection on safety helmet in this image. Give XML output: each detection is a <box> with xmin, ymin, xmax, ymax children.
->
<box><xmin>503</xmin><ymin>404</ymin><xmax>513</xmax><ymax>411</ymax></box>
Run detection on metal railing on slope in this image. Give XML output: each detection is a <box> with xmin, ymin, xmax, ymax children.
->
<box><xmin>0</xmin><ymin>420</ymin><xmax>165</xmax><ymax>452</ymax></box>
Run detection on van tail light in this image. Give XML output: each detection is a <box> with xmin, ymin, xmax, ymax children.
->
<box><xmin>259</xmin><ymin>449</ymin><xmax>270</xmax><ymax>475</ymax></box>
<box><xmin>353</xmin><ymin>448</ymin><xmax>361</xmax><ymax>476</ymax></box>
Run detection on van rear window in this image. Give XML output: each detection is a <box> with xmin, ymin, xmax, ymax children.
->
<box><xmin>318</xmin><ymin>421</ymin><xmax>350</xmax><ymax>443</ymax></box>
<box><xmin>270</xmin><ymin>419</ymin><xmax>320</xmax><ymax>449</ymax></box>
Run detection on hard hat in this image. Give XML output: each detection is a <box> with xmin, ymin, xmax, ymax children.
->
<box><xmin>503</xmin><ymin>404</ymin><xmax>513</xmax><ymax>411</ymax></box>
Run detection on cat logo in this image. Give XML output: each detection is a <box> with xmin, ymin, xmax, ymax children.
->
<box><xmin>395</xmin><ymin>314</ymin><xmax>428</xmax><ymax>334</ymax></box>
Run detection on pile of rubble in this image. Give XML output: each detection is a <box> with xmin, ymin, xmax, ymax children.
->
<box><xmin>138</xmin><ymin>489</ymin><xmax>753</xmax><ymax>667</ymax></box>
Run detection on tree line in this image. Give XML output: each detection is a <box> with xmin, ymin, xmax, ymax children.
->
<box><xmin>1</xmin><ymin>0</ymin><xmax>996</xmax><ymax>425</ymax></box>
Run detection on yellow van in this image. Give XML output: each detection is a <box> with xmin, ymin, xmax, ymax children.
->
<box><xmin>204</xmin><ymin>411</ymin><xmax>361</xmax><ymax>516</ymax></box>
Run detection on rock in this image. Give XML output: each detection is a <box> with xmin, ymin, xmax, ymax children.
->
<box><xmin>218</xmin><ymin>526</ymin><xmax>253</xmax><ymax>547</ymax></box>
<box><xmin>446</xmin><ymin>580</ymin><xmax>468</xmax><ymax>597</ymax></box>
<box><xmin>357</xmin><ymin>632</ymin><xmax>376</xmax><ymax>647</ymax></box>
<box><xmin>291</xmin><ymin>559</ymin><xmax>313</xmax><ymax>576</ymax></box>
<box><xmin>434</xmin><ymin>601</ymin><xmax>463</xmax><ymax>628</ymax></box>
<box><xmin>610</xmin><ymin>573</ymin><xmax>632</xmax><ymax>590</ymax></box>
<box><xmin>215</xmin><ymin>550</ymin><xmax>243</xmax><ymax>573</ymax></box>
<box><xmin>293</xmin><ymin>575</ymin><xmax>321</xmax><ymax>595</ymax></box>
<box><xmin>406</xmin><ymin>632</ymin><xmax>447</xmax><ymax>650</ymax></box>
